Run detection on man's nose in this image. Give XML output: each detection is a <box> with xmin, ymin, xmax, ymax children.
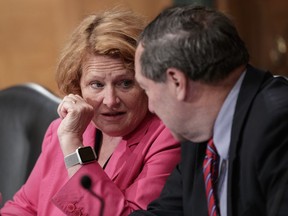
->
<box><xmin>148</xmin><ymin>101</ymin><xmax>155</xmax><ymax>114</ymax></box>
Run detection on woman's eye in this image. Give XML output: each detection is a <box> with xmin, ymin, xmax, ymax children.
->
<box><xmin>91</xmin><ymin>82</ymin><xmax>104</xmax><ymax>89</ymax></box>
<box><xmin>119</xmin><ymin>80</ymin><xmax>134</xmax><ymax>88</ymax></box>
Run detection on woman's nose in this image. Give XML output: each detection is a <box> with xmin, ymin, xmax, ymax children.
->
<box><xmin>102</xmin><ymin>87</ymin><xmax>120</xmax><ymax>107</ymax></box>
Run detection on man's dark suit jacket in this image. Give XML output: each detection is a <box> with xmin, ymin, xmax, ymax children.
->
<box><xmin>131</xmin><ymin>65</ymin><xmax>288</xmax><ymax>216</ymax></box>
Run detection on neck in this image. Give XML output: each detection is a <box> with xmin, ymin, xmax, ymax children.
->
<box><xmin>97</xmin><ymin>133</ymin><xmax>121</xmax><ymax>168</ymax></box>
<box><xmin>183</xmin><ymin>65</ymin><xmax>245</xmax><ymax>142</ymax></box>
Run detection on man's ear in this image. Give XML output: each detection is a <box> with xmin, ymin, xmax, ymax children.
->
<box><xmin>166</xmin><ymin>68</ymin><xmax>187</xmax><ymax>101</ymax></box>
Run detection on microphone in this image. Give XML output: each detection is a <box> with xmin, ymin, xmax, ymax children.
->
<box><xmin>80</xmin><ymin>175</ymin><xmax>105</xmax><ymax>216</ymax></box>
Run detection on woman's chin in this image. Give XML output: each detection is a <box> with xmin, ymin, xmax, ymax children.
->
<box><xmin>99</xmin><ymin>127</ymin><xmax>129</xmax><ymax>137</ymax></box>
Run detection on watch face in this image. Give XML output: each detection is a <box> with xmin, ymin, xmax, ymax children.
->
<box><xmin>78</xmin><ymin>147</ymin><xmax>97</xmax><ymax>163</ymax></box>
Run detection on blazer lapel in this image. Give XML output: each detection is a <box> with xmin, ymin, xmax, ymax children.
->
<box><xmin>227</xmin><ymin>65</ymin><xmax>272</xmax><ymax>215</ymax></box>
<box><xmin>104</xmin><ymin>139</ymin><xmax>134</xmax><ymax>182</ymax></box>
<box><xmin>104</xmin><ymin>113</ymin><xmax>153</xmax><ymax>184</ymax></box>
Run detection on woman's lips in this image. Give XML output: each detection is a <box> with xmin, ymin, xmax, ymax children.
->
<box><xmin>100</xmin><ymin>112</ymin><xmax>126</xmax><ymax>121</ymax></box>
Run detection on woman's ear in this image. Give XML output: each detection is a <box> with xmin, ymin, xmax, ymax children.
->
<box><xmin>166</xmin><ymin>68</ymin><xmax>187</xmax><ymax>101</ymax></box>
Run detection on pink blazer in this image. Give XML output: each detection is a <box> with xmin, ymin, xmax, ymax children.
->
<box><xmin>1</xmin><ymin>113</ymin><xmax>180</xmax><ymax>216</ymax></box>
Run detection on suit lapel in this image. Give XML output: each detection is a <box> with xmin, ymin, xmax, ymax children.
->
<box><xmin>227</xmin><ymin>65</ymin><xmax>272</xmax><ymax>215</ymax></box>
<box><xmin>194</xmin><ymin>142</ymin><xmax>209</xmax><ymax>215</ymax></box>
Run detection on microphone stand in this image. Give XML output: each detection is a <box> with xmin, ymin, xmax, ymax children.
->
<box><xmin>81</xmin><ymin>175</ymin><xmax>105</xmax><ymax>216</ymax></box>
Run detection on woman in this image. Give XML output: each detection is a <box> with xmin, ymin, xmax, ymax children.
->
<box><xmin>0</xmin><ymin>8</ymin><xmax>181</xmax><ymax>216</ymax></box>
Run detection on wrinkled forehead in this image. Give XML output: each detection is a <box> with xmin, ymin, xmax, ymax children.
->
<box><xmin>81</xmin><ymin>54</ymin><xmax>134</xmax><ymax>79</ymax></box>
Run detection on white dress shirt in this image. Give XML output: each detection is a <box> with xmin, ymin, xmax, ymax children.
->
<box><xmin>213</xmin><ymin>71</ymin><xmax>246</xmax><ymax>216</ymax></box>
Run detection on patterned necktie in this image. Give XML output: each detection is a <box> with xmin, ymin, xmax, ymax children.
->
<box><xmin>203</xmin><ymin>139</ymin><xmax>220</xmax><ymax>216</ymax></box>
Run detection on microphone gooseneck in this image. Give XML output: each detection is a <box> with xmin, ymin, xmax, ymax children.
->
<box><xmin>80</xmin><ymin>175</ymin><xmax>105</xmax><ymax>216</ymax></box>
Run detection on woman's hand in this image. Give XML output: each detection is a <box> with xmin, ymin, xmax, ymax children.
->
<box><xmin>57</xmin><ymin>94</ymin><xmax>94</xmax><ymax>156</ymax></box>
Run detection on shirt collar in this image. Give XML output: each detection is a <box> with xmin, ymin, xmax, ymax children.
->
<box><xmin>213</xmin><ymin>71</ymin><xmax>246</xmax><ymax>159</ymax></box>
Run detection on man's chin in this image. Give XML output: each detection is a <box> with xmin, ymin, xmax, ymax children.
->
<box><xmin>171</xmin><ymin>132</ymin><xmax>188</xmax><ymax>142</ymax></box>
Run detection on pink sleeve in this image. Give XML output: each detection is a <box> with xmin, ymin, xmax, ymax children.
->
<box><xmin>0</xmin><ymin>117</ymin><xmax>181</xmax><ymax>216</ymax></box>
<box><xmin>52</xmin><ymin>125</ymin><xmax>181</xmax><ymax>216</ymax></box>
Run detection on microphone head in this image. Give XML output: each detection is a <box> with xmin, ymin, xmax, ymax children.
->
<box><xmin>81</xmin><ymin>175</ymin><xmax>92</xmax><ymax>189</ymax></box>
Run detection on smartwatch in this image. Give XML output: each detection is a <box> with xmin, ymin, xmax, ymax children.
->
<box><xmin>64</xmin><ymin>146</ymin><xmax>97</xmax><ymax>168</ymax></box>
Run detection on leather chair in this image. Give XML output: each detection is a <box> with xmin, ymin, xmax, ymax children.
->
<box><xmin>0</xmin><ymin>83</ymin><xmax>61</xmax><ymax>207</ymax></box>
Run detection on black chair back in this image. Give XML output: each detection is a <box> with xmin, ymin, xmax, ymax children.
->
<box><xmin>0</xmin><ymin>83</ymin><xmax>61</xmax><ymax>206</ymax></box>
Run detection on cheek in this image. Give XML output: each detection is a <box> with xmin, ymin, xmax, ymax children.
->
<box><xmin>124</xmin><ymin>91</ymin><xmax>148</xmax><ymax>109</ymax></box>
<box><xmin>130</xmin><ymin>93</ymin><xmax>148</xmax><ymax>124</ymax></box>
<box><xmin>147</xmin><ymin>98</ymin><xmax>154</xmax><ymax>113</ymax></box>
<box><xmin>146</xmin><ymin>92</ymin><xmax>157</xmax><ymax>112</ymax></box>
<box><xmin>148</xmin><ymin>94</ymin><xmax>167</xmax><ymax>117</ymax></box>
<box><xmin>81</xmin><ymin>92</ymin><xmax>102</xmax><ymax>109</ymax></box>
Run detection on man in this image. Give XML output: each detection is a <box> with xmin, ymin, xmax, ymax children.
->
<box><xmin>131</xmin><ymin>4</ymin><xmax>288</xmax><ymax>216</ymax></box>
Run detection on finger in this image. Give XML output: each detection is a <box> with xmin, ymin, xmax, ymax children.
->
<box><xmin>57</xmin><ymin>101</ymin><xmax>68</xmax><ymax>119</ymax></box>
<box><xmin>57</xmin><ymin>94</ymin><xmax>85</xmax><ymax>119</ymax></box>
<box><xmin>70</xmin><ymin>94</ymin><xmax>84</xmax><ymax>104</ymax></box>
<box><xmin>57</xmin><ymin>95</ymin><xmax>73</xmax><ymax>118</ymax></box>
